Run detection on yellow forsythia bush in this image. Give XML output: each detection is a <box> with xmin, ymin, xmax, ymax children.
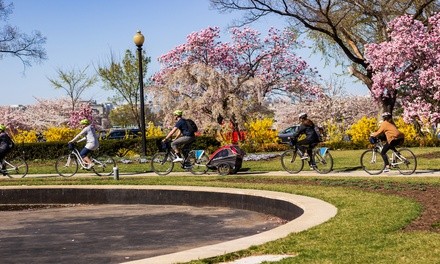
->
<box><xmin>11</xmin><ymin>129</ymin><xmax>39</xmax><ymax>143</ymax></box>
<box><xmin>322</xmin><ymin>120</ymin><xmax>345</xmax><ymax>144</ymax></box>
<box><xmin>243</xmin><ymin>118</ymin><xmax>279</xmax><ymax>152</ymax></box>
<box><xmin>394</xmin><ymin>117</ymin><xmax>418</xmax><ymax>146</ymax></box>
<box><xmin>346</xmin><ymin>116</ymin><xmax>378</xmax><ymax>146</ymax></box>
<box><xmin>146</xmin><ymin>122</ymin><xmax>164</xmax><ymax>137</ymax></box>
<box><xmin>43</xmin><ymin>127</ymin><xmax>80</xmax><ymax>142</ymax></box>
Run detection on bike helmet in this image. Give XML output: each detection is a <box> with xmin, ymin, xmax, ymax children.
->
<box><xmin>299</xmin><ymin>113</ymin><xmax>307</xmax><ymax>119</ymax></box>
<box><xmin>80</xmin><ymin>119</ymin><xmax>90</xmax><ymax>125</ymax></box>
<box><xmin>0</xmin><ymin>124</ymin><xmax>5</xmax><ymax>131</ymax></box>
<box><xmin>381</xmin><ymin>112</ymin><xmax>392</xmax><ymax>118</ymax></box>
<box><xmin>173</xmin><ymin>110</ymin><xmax>183</xmax><ymax>117</ymax></box>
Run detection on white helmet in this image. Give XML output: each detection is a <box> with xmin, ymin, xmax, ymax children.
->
<box><xmin>299</xmin><ymin>113</ymin><xmax>307</xmax><ymax>119</ymax></box>
<box><xmin>381</xmin><ymin>112</ymin><xmax>391</xmax><ymax>118</ymax></box>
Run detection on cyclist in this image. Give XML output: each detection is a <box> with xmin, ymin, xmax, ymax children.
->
<box><xmin>0</xmin><ymin>124</ymin><xmax>14</xmax><ymax>173</ymax></box>
<box><xmin>370</xmin><ymin>112</ymin><xmax>405</xmax><ymax>172</ymax></box>
<box><xmin>290</xmin><ymin>113</ymin><xmax>321</xmax><ymax>167</ymax></box>
<box><xmin>162</xmin><ymin>110</ymin><xmax>196</xmax><ymax>162</ymax></box>
<box><xmin>69</xmin><ymin>119</ymin><xmax>99</xmax><ymax>169</ymax></box>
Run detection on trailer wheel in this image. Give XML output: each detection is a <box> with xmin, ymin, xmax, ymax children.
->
<box><xmin>217</xmin><ymin>163</ymin><xmax>231</xmax><ymax>175</ymax></box>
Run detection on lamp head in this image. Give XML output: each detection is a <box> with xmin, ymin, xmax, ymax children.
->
<box><xmin>133</xmin><ymin>30</ymin><xmax>145</xmax><ymax>47</ymax></box>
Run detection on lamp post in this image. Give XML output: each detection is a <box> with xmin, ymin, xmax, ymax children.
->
<box><xmin>133</xmin><ymin>30</ymin><xmax>147</xmax><ymax>158</ymax></box>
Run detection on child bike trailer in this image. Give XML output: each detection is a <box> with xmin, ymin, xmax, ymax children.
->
<box><xmin>207</xmin><ymin>144</ymin><xmax>245</xmax><ymax>175</ymax></box>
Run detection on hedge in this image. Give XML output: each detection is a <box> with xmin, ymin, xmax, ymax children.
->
<box><xmin>9</xmin><ymin>136</ymin><xmax>221</xmax><ymax>160</ymax></box>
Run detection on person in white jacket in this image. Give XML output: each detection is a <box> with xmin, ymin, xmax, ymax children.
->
<box><xmin>69</xmin><ymin>119</ymin><xmax>99</xmax><ymax>169</ymax></box>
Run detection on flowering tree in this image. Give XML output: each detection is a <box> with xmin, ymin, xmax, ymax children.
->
<box><xmin>273</xmin><ymin>95</ymin><xmax>378</xmax><ymax>129</ymax></box>
<box><xmin>0</xmin><ymin>98</ymin><xmax>92</xmax><ymax>132</ymax></box>
<box><xmin>151</xmin><ymin>26</ymin><xmax>322</xmax><ymax>132</ymax></box>
<box><xmin>365</xmin><ymin>13</ymin><xmax>440</xmax><ymax>125</ymax></box>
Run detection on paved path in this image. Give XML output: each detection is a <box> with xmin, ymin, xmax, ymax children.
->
<box><xmin>22</xmin><ymin>169</ymin><xmax>440</xmax><ymax>178</ymax></box>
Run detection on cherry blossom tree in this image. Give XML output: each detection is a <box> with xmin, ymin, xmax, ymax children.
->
<box><xmin>365</xmin><ymin>13</ymin><xmax>440</xmax><ymax>125</ymax></box>
<box><xmin>152</xmin><ymin>26</ymin><xmax>322</xmax><ymax>132</ymax></box>
<box><xmin>273</xmin><ymin>95</ymin><xmax>378</xmax><ymax>130</ymax></box>
<box><xmin>0</xmin><ymin>98</ymin><xmax>93</xmax><ymax>132</ymax></box>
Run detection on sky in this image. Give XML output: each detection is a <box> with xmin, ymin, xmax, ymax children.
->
<box><xmin>0</xmin><ymin>0</ymin><xmax>369</xmax><ymax>106</ymax></box>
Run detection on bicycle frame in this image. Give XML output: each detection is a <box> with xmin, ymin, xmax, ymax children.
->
<box><xmin>370</xmin><ymin>141</ymin><xmax>400</xmax><ymax>166</ymax></box>
<box><xmin>67</xmin><ymin>148</ymin><xmax>89</xmax><ymax>169</ymax></box>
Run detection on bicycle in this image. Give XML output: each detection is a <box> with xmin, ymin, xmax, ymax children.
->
<box><xmin>1</xmin><ymin>156</ymin><xmax>28</xmax><ymax>178</ymax></box>
<box><xmin>151</xmin><ymin>139</ymin><xmax>209</xmax><ymax>175</ymax></box>
<box><xmin>360</xmin><ymin>137</ymin><xmax>417</xmax><ymax>175</ymax></box>
<box><xmin>281</xmin><ymin>140</ymin><xmax>333</xmax><ymax>174</ymax></box>
<box><xmin>55</xmin><ymin>143</ymin><xmax>116</xmax><ymax>177</ymax></box>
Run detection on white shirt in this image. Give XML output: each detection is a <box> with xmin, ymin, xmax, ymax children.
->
<box><xmin>71</xmin><ymin>125</ymin><xmax>99</xmax><ymax>150</ymax></box>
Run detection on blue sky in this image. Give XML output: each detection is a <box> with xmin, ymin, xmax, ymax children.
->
<box><xmin>0</xmin><ymin>0</ymin><xmax>368</xmax><ymax>106</ymax></box>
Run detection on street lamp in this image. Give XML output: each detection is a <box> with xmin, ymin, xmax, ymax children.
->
<box><xmin>133</xmin><ymin>30</ymin><xmax>147</xmax><ymax>158</ymax></box>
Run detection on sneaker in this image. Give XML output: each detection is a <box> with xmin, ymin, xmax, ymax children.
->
<box><xmin>173</xmin><ymin>157</ymin><xmax>183</xmax><ymax>163</ymax></box>
<box><xmin>383</xmin><ymin>166</ymin><xmax>390</xmax><ymax>173</ymax></box>
<box><xmin>86</xmin><ymin>163</ymin><xmax>95</xmax><ymax>170</ymax></box>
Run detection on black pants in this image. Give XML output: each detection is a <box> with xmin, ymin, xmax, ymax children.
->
<box><xmin>297</xmin><ymin>139</ymin><xmax>318</xmax><ymax>165</ymax></box>
<box><xmin>381</xmin><ymin>138</ymin><xmax>404</xmax><ymax>166</ymax></box>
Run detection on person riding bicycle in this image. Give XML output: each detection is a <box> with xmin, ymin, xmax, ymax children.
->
<box><xmin>69</xmin><ymin>119</ymin><xmax>99</xmax><ymax>169</ymax></box>
<box><xmin>370</xmin><ymin>112</ymin><xmax>405</xmax><ymax>172</ymax></box>
<box><xmin>162</xmin><ymin>110</ymin><xmax>196</xmax><ymax>162</ymax></box>
<box><xmin>290</xmin><ymin>113</ymin><xmax>321</xmax><ymax>167</ymax></box>
<box><xmin>0</xmin><ymin>124</ymin><xmax>14</xmax><ymax>173</ymax></box>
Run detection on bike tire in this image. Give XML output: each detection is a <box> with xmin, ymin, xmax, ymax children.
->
<box><xmin>55</xmin><ymin>154</ymin><xmax>78</xmax><ymax>177</ymax></box>
<box><xmin>281</xmin><ymin>149</ymin><xmax>304</xmax><ymax>174</ymax></box>
<box><xmin>395</xmin><ymin>148</ymin><xmax>417</xmax><ymax>175</ymax></box>
<box><xmin>313</xmin><ymin>149</ymin><xmax>333</xmax><ymax>174</ymax></box>
<box><xmin>151</xmin><ymin>152</ymin><xmax>174</xmax><ymax>175</ymax></box>
<box><xmin>360</xmin><ymin>149</ymin><xmax>384</xmax><ymax>175</ymax></box>
<box><xmin>5</xmin><ymin>157</ymin><xmax>28</xmax><ymax>178</ymax></box>
<box><xmin>92</xmin><ymin>155</ymin><xmax>116</xmax><ymax>176</ymax></box>
<box><xmin>188</xmin><ymin>150</ymin><xmax>209</xmax><ymax>175</ymax></box>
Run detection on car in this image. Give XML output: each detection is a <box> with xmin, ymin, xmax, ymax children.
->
<box><xmin>278</xmin><ymin>125</ymin><xmax>300</xmax><ymax>144</ymax></box>
<box><xmin>104</xmin><ymin>128</ymin><xmax>141</xmax><ymax>140</ymax></box>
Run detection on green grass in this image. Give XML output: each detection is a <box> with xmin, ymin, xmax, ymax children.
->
<box><xmin>20</xmin><ymin>147</ymin><xmax>440</xmax><ymax>175</ymax></box>
<box><xmin>1</xmin><ymin>147</ymin><xmax>440</xmax><ymax>263</ymax></box>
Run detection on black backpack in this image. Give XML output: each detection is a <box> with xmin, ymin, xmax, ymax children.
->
<box><xmin>185</xmin><ymin>119</ymin><xmax>198</xmax><ymax>134</ymax></box>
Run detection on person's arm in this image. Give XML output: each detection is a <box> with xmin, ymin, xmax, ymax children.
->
<box><xmin>163</xmin><ymin>127</ymin><xmax>178</xmax><ymax>141</ymax></box>
<box><xmin>371</xmin><ymin>122</ymin><xmax>386</xmax><ymax>137</ymax></box>
<box><xmin>69</xmin><ymin>127</ymin><xmax>87</xmax><ymax>143</ymax></box>
<box><xmin>291</xmin><ymin>125</ymin><xmax>306</xmax><ymax>141</ymax></box>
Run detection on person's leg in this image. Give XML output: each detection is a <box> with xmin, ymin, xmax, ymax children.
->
<box><xmin>296</xmin><ymin>139</ymin><xmax>308</xmax><ymax>156</ymax></box>
<box><xmin>0</xmin><ymin>151</ymin><xmax>5</xmax><ymax>170</ymax></box>
<box><xmin>308</xmin><ymin>143</ymin><xmax>318</xmax><ymax>166</ymax></box>
<box><xmin>381</xmin><ymin>143</ymin><xmax>391</xmax><ymax>171</ymax></box>
<box><xmin>80</xmin><ymin>147</ymin><xmax>93</xmax><ymax>167</ymax></box>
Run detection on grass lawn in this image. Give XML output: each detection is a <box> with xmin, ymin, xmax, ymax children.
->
<box><xmin>19</xmin><ymin>147</ymin><xmax>440</xmax><ymax>175</ymax></box>
<box><xmin>1</xmin><ymin>147</ymin><xmax>440</xmax><ymax>263</ymax></box>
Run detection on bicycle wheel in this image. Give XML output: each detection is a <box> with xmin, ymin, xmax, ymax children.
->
<box><xmin>187</xmin><ymin>150</ymin><xmax>209</xmax><ymax>175</ymax></box>
<box><xmin>395</xmin><ymin>148</ymin><xmax>417</xmax><ymax>175</ymax></box>
<box><xmin>55</xmin><ymin>154</ymin><xmax>78</xmax><ymax>177</ymax></box>
<box><xmin>313</xmin><ymin>148</ymin><xmax>333</xmax><ymax>174</ymax></box>
<box><xmin>5</xmin><ymin>157</ymin><xmax>28</xmax><ymax>178</ymax></box>
<box><xmin>92</xmin><ymin>155</ymin><xmax>116</xmax><ymax>176</ymax></box>
<box><xmin>360</xmin><ymin>149</ymin><xmax>384</xmax><ymax>175</ymax></box>
<box><xmin>151</xmin><ymin>152</ymin><xmax>174</xmax><ymax>175</ymax></box>
<box><xmin>281</xmin><ymin>149</ymin><xmax>304</xmax><ymax>174</ymax></box>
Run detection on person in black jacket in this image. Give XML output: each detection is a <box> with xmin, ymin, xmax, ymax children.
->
<box><xmin>291</xmin><ymin>113</ymin><xmax>320</xmax><ymax>167</ymax></box>
<box><xmin>0</xmin><ymin>124</ymin><xmax>14</xmax><ymax>172</ymax></box>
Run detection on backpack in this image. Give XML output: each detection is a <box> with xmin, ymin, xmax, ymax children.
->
<box><xmin>314</xmin><ymin>126</ymin><xmax>326</xmax><ymax>142</ymax></box>
<box><xmin>185</xmin><ymin>119</ymin><xmax>198</xmax><ymax>134</ymax></box>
